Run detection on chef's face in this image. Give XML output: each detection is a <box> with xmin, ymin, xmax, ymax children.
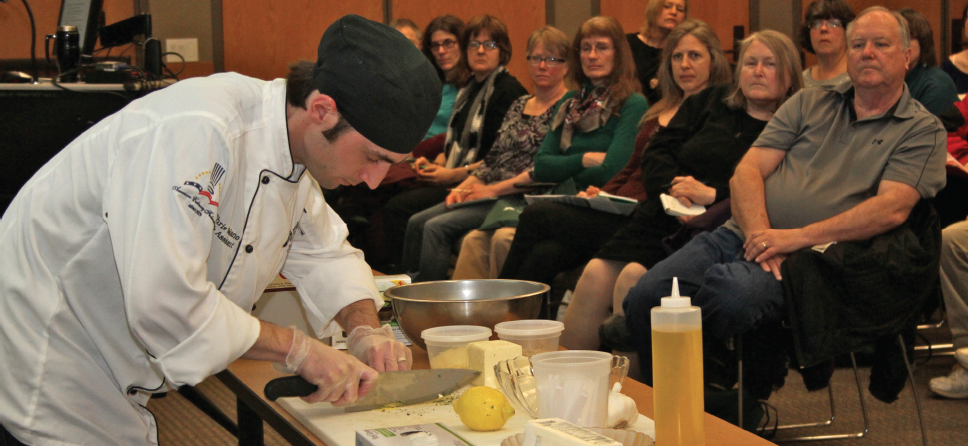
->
<box><xmin>308</xmin><ymin>127</ymin><xmax>405</xmax><ymax>190</ymax></box>
<box><xmin>293</xmin><ymin>102</ymin><xmax>407</xmax><ymax>189</ymax></box>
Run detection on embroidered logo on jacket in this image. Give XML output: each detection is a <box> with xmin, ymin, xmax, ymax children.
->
<box><xmin>172</xmin><ymin>163</ymin><xmax>240</xmax><ymax>249</ymax></box>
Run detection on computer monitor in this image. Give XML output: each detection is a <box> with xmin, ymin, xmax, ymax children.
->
<box><xmin>57</xmin><ymin>0</ymin><xmax>104</xmax><ymax>56</ymax></box>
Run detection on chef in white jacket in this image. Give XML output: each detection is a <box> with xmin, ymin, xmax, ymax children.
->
<box><xmin>0</xmin><ymin>15</ymin><xmax>442</xmax><ymax>446</ymax></box>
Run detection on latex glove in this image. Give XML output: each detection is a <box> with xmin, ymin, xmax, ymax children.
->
<box><xmin>280</xmin><ymin>328</ymin><xmax>379</xmax><ymax>405</ymax></box>
<box><xmin>347</xmin><ymin>324</ymin><xmax>413</xmax><ymax>372</ymax></box>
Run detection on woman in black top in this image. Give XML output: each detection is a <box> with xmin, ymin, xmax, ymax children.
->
<box><xmin>564</xmin><ymin>31</ymin><xmax>803</xmax><ymax>374</ymax></box>
<box><xmin>627</xmin><ymin>0</ymin><xmax>688</xmax><ymax>104</ymax></box>
<box><xmin>381</xmin><ymin>15</ymin><xmax>528</xmax><ymax>271</ymax></box>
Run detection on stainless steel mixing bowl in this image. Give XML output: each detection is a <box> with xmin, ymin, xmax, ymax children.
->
<box><xmin>385</xmin><ymin>279</ymin><xmax>548</xmax><ymax>350</ymax></box>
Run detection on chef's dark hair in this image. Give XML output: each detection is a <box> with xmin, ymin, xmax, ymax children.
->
<box><xmin>286</xmin><ymin>59</ymin><xmax>353</xmax><ymax>142</ymax></box>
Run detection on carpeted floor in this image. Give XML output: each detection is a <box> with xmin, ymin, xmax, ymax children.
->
<box><xmin>149</xmin><ymin>323</ymin><xmax>968</xmax><ymax>445</ymax></box>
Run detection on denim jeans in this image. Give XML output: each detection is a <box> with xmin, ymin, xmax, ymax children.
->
<box><xmin>401</xmin><ymin>201</ymin><xmax>493</xmax><ymax>282</ymax></box>
<box><xmin>623</xmin><ymin>227</ymin><xmax>785</xmax><ymax>383</ymax></box>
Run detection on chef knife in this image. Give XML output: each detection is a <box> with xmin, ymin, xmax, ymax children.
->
<box><xmin>264</xmin><ymin>369</ymin><xmax>479</xmax><ymax>413</ymax></box>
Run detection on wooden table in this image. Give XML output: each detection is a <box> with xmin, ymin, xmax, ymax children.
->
<box><xmin>217</xmin><ymin>347</ymin><xmax>778</xmax><ymax>446</ymax></box>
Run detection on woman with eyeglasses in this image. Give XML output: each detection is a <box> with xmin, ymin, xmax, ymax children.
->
<box><xmin>400</xmin><ymin>27</ymin><xmax>572</xmax><ymax>282</ymax></box>
<box><xmin>380</xmin><ymin>15</ymin><xmax>528</xmax><ymax>272</ymax></box>
<box><xmin>450</xmin><ymin>16</ymin><xmax>649</xmax><ymax>281</ymax></box>
<box><xmin>799</xmin><ymin>0</ymin><xmax>854</xmax><ymax>88</ymax></box>
<box><xmin>420</xmin><ymin>15</ymin><xmax>471</xmax><ymax>140</ymax></box>
<box><xmin>628</xmin><ymin>0</ymin><xmax>688</xmax><ymax>105</ymax></box>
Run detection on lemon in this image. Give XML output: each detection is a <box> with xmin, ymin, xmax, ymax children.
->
<box><xmin>452</xmin><ymin>386</ymin><xmax>515</xmax><ymax>431</ymax></box>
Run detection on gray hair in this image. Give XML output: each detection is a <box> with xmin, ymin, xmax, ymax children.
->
<box><xmin>846</xmin><ymin>6</ymin><xmax>910</xmax><ymax>49</ymax></box>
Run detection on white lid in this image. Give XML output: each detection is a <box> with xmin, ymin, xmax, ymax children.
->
<box><xmin>494</xmin><ymin>320</ymin><xmax>564</xmax><ymax>337</ymax></box>
<box><xmin>660</xmin><ymin>277</ymin><xmax>691</xmax><ymax>308</ymax></box>
<box><xmin>420</xmin><ymin>325</ymin><xmax>492</xmax><ymax>342</ymax></box>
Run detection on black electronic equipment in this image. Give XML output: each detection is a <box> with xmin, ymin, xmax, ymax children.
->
<box><xmin>57</xmin><ymin>0</ymin><xmax>104</xmax><ymax>56</ymax></box>
<box><xmin>99</xmin><ymin>13</ymin><xmax>152</xmax><ymax>48</ymax></box>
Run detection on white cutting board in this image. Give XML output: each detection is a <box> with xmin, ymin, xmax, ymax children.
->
<box><xmin>278</xmin><ymin>392</ymin><xmax>655</xmax><ymax>446</ymax></box>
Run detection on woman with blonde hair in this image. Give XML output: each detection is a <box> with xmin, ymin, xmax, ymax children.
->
<box><xmin>452</xmin><ymin>16</ymin><xmax>649</xmax><ymax>283</ymax></box>
<box><xmin>629</xmin><ymin>0</ymin><xmax>687</xmax><ymax>104</ymax></box>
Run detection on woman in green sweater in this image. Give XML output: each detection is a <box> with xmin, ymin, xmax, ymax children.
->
<box><xmin>451</xmin><ymin>16</ymin><xmax>648</xmax><ymax>280</ymax></box>
<box><xmin>532</xmin><ymin>16</ymin><xmax>650</xmax><ymax>191</ymax></box>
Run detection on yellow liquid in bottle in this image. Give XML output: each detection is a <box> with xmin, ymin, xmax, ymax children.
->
<box><xmin>652</xmin><ymin>328</ymin><xmax>704</xmax><ymax>446</ymax></box>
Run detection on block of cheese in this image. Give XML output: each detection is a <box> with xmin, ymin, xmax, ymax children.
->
<box><xmin>467</xmin><ymin>340</ymin><xmax>522</xmax><ymax>388</ymax></box>
<box><xmin>523</xmin><ymin>418</ymin><xmax>622</xmax><ymax>446</ymax></box>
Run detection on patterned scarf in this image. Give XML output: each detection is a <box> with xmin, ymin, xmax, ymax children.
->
<box><xmin>552</xmin><ymin>82</ymin><xmax>615</xmax><ymax>151</ymax></box>
<box><xmin>444</xmin><ymin>66</ymin><xmax>507</xmax><ymax>169</ymax></box>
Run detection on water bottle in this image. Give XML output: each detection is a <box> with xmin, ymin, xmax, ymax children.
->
<box><xmin>45</xmin><ymin>26</ymin><xmax>81</xmax><ymax>82</ymax></box>
<box><xmin>652</xmin><ymin>277</ymin><xmax>704</xmax><ymax>445</ymax></box>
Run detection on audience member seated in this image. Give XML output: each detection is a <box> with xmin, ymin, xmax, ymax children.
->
<box><xmin>897</xmin><ymin>9</ymin><xmax>959</xmax><ymax>117</ymax></box>
<box><xmin>942</xmin><ymin>5</ymin><xmax>968</xmax><ymax>94</ymax></box>
<box><xmin>422</xmin><ymin>15</ymin><xmax>470</xmax><ymax>140</ymax></box>
<box><xmin>623</xmin><ymin>8</ymin><xmax>947</xmax><ymax>399</ymax></box>
<box><xmin>799</xmin><ymin>0</ymin><xmax>854</xmax><ymax>89</ymax></box>
<box><xmin>379</xmin><ymin>15</ymin><xmax>528</xmax><ymax>272</ymax></box>
<box><xmin>400</xmin><ymin>27</ymin><xmax>571</xmax><ymax>282</ymax></box>
<box><xmin>627</xmin><ymin>0</ymin><xmax>688</xmax><ymax>105</ymax></box>
<box><xmin>929</xmin><ymin>221</ymin><xmax>968</xmax><ymax>398</ymax></box>
<box><xmin>452</xmin><ymin>16</ymin><xmax>649</xmax><ymax>280</ymax></box>
<box><xmin>392</xmin><ymin>18</ymin><xmax>423</xmax><ymax>49</ymax></box>
<box><xmin>557</xmin><ymin>30</ymin><xmax>803</xmax><ymax>379</ymax></box>
<box><xmin>490</xmin><ymin>19</ymin><xmax>731</xmax><ymax>336</ymax></box>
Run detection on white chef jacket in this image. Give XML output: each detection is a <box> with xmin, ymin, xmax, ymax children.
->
<box><xmin>0</xmin><ymin>73</ymin><xmax>381</xmax><ymax>446</ymax></box>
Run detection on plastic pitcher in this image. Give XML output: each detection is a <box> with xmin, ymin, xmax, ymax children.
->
<box><xmin>530</xmin><ymin>350</ymin><xmax>629</xmax><ymax>427</ymax></box>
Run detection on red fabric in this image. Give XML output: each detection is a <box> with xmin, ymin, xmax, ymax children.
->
<box><xmin>600</xmin><ymin>119</ymin><xmax>659</xmax><ymax>201</ymax></box>
<box><xmin>412</xmin><ymin>133</ymin><xmax>446</xmax><ymax>159</ymax></box>
<box><xmin>949</xmin><ymin>100</ymin><xmax>968</xmax><ymax>166</ymax></box>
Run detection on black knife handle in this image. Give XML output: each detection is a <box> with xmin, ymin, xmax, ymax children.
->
<box><xmin>264</xmin><ymin>376</ymin><xmax>318</xmax><ymax>401</ymax></box>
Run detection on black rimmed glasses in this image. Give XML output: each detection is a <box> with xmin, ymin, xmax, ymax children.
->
<box><xmin>430</xmin><ymin>39</ymin><xmax>457</xmax><ymax>51</ymax></box>
<box><xmin>526</xmin><ymin>55</ymin><xmax>566</xmax><ymax>67</ymax></box>
<box><xmin>468</xmin><ymin>40</ymin><xmax>499</xmax><ymax>50</ymax></box>
<box><xmin>809</xmin><ymin>18</ymin><xmax>843</xmax><ymax>30</ymax></box>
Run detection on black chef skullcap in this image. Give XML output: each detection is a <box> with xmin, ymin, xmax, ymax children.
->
<box><xmin>314</xmin><ymin>14</ymin><xmax>442</xmax><ymax>154</ymax></box>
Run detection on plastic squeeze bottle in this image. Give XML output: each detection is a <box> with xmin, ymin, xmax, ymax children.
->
<box><xmin>652</xmin><ymin>277</ymin><xmax>705</xmax><ymax>445</ymax></box>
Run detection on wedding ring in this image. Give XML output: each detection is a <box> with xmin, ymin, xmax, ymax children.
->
<box><xmin>761</xmin><ymin>242</ymin><xmax>768</xmax><ymax>249</ymax></box>
<box><xmin>397</xmin><ymin>357</ymin><xmax>407</xmax><ymax>362</ymax></box>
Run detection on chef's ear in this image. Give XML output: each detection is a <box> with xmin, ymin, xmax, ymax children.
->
<box><xmin>306</xmin><ymin>93</ymin><xmax>339</xmax><ymax>126</ymax></box>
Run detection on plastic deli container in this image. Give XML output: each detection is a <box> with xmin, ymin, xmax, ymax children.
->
<box><xmin>421</xmin><ymin>325</ymin><xmax>493</xmax><ymax>369</ymax></box>
<box><xmin>494</xmin><ymin>320</ymin><xmax>564</xmax><ymax>356</ymax></box>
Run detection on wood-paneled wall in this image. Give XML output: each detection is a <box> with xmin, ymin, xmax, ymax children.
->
<box><xmin>0</xmin><ymin>0</ymin><xmax>134</xmax><ymax>60</ymax></box>
<box><xmin>221</xmin><ymin>0</ymin><xmax>382</xmax><ymax>81</ymax></box>
<box><xmin>601</xmin><ymin>0</ymin><xmax>750</xmax><ymax>56</ymax></box>
<box><xmin>951</xmin><ymin>0</ymin><xmax>968</xmax><ymax>54</ymax></box>
<box><xmin>221</xmin><ymin>0</ymin><xmax>544</xmax><ymax>90</ymax></box>
<box><xmin>802</xmin><ymin>1</ymin><xmax>943</xmax><ymax>68</ymax></box>
<box><xmin>392</xmin><ymin>0</ymin><xmax>545</xmax><ymax>92</ymax></box>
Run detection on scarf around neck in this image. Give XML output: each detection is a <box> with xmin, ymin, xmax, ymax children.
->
<box><xmin>444</xmin><ymin>66</ymin><xmax>507</xmax><ymax>169</ymax></box>
<box><xmin>552</xmin><ymin>82</ymin><xmax>616</xmax><ymax>151</ymax></box>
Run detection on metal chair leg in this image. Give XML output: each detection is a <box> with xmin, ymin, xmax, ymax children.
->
<box><xmin>898</xmin><ymin>334</ymin><xmax>929</xmax><ymax>446</ymax></box>
<box><xmin>777</xmin><ymin>352</ymin><xmax>869</xmax><ymax>442</ymax></box>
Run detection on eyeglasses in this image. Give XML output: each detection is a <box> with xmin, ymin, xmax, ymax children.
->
<box><xmin>527</xmin><ymin>55</ymin><xmax>566</xmax><ymax>67</ymax></box>
<box><xmin>809</xmin><ymin>18</ymin><xmax>843</xmax><ymax>30</ymax></box>
<box><xmin>468</xmin><ymin>40</ymin><xmax>499</xmax><ymax>50</ymax></box>
<box><xmin>580</xmin><ymin>44</ymin><xmax>614</xmax><ymax>54</ymax></box>
<box><xmin>430</xmin><ymin>39</ymin><xmax>457</xmax><ymax>51</ymax></box>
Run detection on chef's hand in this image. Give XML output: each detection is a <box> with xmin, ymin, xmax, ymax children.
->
<box><xmin>284</xmin><ymin>328</ymin><xmax>378</xmax><ymax>405</ymax></box>
<box><xmin>347</xmin><ymin>324</ymin><xmax>413</xmax><ymax>372</ymax></box>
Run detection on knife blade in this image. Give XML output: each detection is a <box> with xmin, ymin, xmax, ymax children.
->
<box><xmin>264</xmin><ymin>368</ymin><xmax>479</xmax><ymax>413</ymax></box>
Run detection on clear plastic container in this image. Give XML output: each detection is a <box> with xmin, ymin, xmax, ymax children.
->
<box><xmin>530</xmin><ymin>350</ymin><xmax>615</xmax><ymax>427</ymax></box>
<box><xmin>421</xmin><ymin>325</ymin><xmax>492</xmax><ymax>369</ymax></box>
<box><xmin>651</xmin><ymin>277</ymin><xmax>704</xmax><ymax>445</ymax></box>
<box><xmin>494</xmin><ymin>320</ymin><xmax>564</xmax><ymax>356</ymax></box>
